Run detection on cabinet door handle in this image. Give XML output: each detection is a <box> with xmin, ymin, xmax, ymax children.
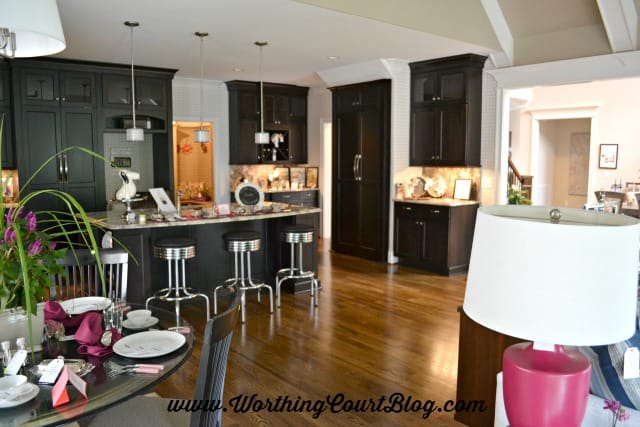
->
<box><xmin>57</xmin><ymin>154</ymin><xmax>64</xmax><ymax>183</ymax></box>
<box><xmin>402</xmin><ymin>206</ymin><xmax>412</xmax><ymax>211</ymax></box>
<box><xmin>431</xmin><ymin>209</ymin><xmax>440</xmax><ymax>214</ymax></box>
<box><xmin>356</xmin><ymin>154</ymin><xmax>362</xmax><ymax>181</ymax></box>
<box><xmin>352</xmin><ymin>154</ymin><xmax>358</xmax><ymax>180</ymax></box>
<box><xmin>63</xmin><ymin>154</ymin><xmax>69</xmax><ymax>183</ymax></box>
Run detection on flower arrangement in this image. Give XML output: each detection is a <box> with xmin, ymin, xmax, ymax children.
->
<box><xmin>604</xmin><ymin>399</ymin><xmax>630</xmax><ymax>426</ymax></box>
<box><xmin>0</xmin><ymin>207</ymin><xmax>67</xmax><ymax>312</ymax></box>
<box><xmin>507</xmin><ymin>184</ymin><xmax>532</xmax><ymax>205</ymax></box>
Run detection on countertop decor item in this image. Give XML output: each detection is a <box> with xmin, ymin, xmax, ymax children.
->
<box><xmin>463</xmin><ymin>205</ymin><xmax>640</xmax><ymax>427</ymax></box>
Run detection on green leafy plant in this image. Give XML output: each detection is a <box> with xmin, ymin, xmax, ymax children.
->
<box><xmin>0</xmin><ymin>113</ymin><xmax>111</xmax><ymax>350</ymax></box>
<box><xmin>507</xmin><ymin>184</ymin><xmax>532</xmax><ymax>205</ymax></box>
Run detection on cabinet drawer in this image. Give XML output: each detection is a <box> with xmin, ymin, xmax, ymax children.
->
<box><xmin>395</xmin><ymin>202</ymin><xmax>428</xmax><ymax>219</ymax></box>
<box><xmin>424</xmin><ymin>205</ymin><xmax>449</xmax><ymax>220</ymax></box>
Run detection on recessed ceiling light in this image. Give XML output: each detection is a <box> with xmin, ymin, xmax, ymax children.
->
<box><xmin>233</xmin><ymin>67</ymin><xmax>243</xmax><ymax>72</ymax></box>
<box><xmin>327</xmin><ymin>55</ymin><xmax>339</xmax><ymax>60</ymax></box>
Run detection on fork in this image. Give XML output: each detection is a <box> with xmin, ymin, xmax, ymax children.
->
<box><xmin>108</xmin><ymin>361</ymin><xmax>164</xmax><ymax>371</ymax></box>
<box><xmin>104</xmin><ymin>361</ymin><xmax>161</xmax><ymax>377</ymax></box>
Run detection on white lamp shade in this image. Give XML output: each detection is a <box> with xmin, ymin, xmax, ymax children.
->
<box><xmin>463</xmin><ymin>205</ymin><xmax>640</xmax><ymax>346</ymax></box>
<box><xmin>126</xmin><ymin>127</ymin><xmax>144</xmax><ymax>142</ymax></box>
<box><xmin>194</xmin><ymin>129</ymin><xmax>210</xmax><ymax>143</ymax></box>
<box><xmin>1</xmin><ymin>0</ymin><xmax>66</xmax><ymax>57</ymax></box>
<box><xmin>255</xmin><ymin>131</ymin><xmax>269</xmax><ymax>144</ymax></box>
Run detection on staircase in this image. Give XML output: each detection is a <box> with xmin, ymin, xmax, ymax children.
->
<box><xmin>508</xmin><ymin>157</ymin><xmax>533</xmax><ymax>200</ymax></box>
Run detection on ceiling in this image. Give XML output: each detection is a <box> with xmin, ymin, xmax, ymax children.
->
<box><xmin>50</xmin><ymin>0</ymin><xmax>640</xmax><ymax>88</ymax></box>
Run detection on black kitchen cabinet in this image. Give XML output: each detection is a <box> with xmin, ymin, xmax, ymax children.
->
<box><xmin>267</xmin><ymin>189</ymin><xmax>318</xmax><ymax>207</ymax></box>
<box><xmin>409</xmin><ymin>54</ymin><xmax>486</xmax><ymax>166</ymax></box>
<box><xmin>227</xmin><ymin>80</ymin><xmax>308</xmax><ymax>165</ymax></box>
<box><xmin>394</xmin><ymin>201</ymin><xmax>478</xmax><ymax>275</ymax></box>
<box><xmin>331</xmin><ymin>80</ymin><xmax>390</xmax><ymax>262</ymax></box>
<box><xmin>0</xmin><ymin>64</ymin><xmax>14</xmax><ymax>168</ymax></box>
<box><xmin>20</xmin><ymin>69</ymin><xmax>95</xmax><ymax>108</ymax></box>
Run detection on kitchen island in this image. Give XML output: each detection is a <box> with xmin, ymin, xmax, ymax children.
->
<box><xmin>87</xmin><ymin>205</ymin><xmax>321</xmax><ymax>304</ymax></box>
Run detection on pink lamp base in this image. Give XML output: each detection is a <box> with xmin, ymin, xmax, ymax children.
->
<box><xmin>503</xmin><ymin>342</ymin><xmax>591</xmax><ymax>427</ymax></box>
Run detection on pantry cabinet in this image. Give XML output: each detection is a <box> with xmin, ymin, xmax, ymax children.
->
<box><xmin>409</xmin><ymin>54</ymin><xmax>486</xmax><ymax>166</ymax></box>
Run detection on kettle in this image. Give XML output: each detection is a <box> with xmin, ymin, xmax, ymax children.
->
<box><xmin>115</xmin><ymin>170</ymin><xmax>140</xmax><ymax>200</ymax></box>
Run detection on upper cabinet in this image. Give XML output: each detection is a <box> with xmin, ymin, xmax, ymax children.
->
<box><xmin>409</xmin><ymin>54</ymin><xmax>486</xmax><ymax>167</ymax></box>
<box><xmin>20</xmin><ymin>69</ymin><xmax>95</xmax><ymax>108</ymax></box>
<box><xmin>0</xmin><ymin>63</ymin><xmax>14</xmax><ymax>168</ymax></box>
<box><xmin>227</xmin><ymin>80</ymin><xmax>309</xmax><ymax>165</ymax></box>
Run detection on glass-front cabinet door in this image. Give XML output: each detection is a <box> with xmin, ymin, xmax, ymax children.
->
<box><xmin>22</xmin><ymin>70</ymin><xmax>57</xmax><ymax>104</ymax></box>
<box><xmin>59</xmin><ymin>73</ymin><xmax>95</xmax><ymax>106</ymax></box>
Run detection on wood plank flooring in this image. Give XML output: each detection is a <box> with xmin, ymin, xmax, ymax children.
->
<box><xmin>154</xmin><ymin>240</ymin><xmax>467</xmax><ymax>426</ymax></box>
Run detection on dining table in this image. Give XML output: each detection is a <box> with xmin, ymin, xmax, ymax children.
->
<box><xmin>0</xmin><ymin>302</ymin><xmax>195</xmax><ymax>427</ymax></box>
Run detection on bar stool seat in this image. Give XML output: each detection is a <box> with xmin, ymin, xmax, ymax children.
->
<box><xmin>146</xmin><ymin>237</ymin><xmax>210</xmax><ymax>329</ymax></box>
<box><xmin>214</xmin><ymin>231</ymin><xmax>273</xmax><ymax>323</ymax></box>
<box><xmin>276</xmin><ymin>224</ymin><xmax>319</xmax><ymax>308</ymax></box>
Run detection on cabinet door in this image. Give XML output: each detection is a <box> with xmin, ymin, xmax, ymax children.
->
<box><xmin>438</xmin><ymin>103</ymin><xmax>467</xmax><ymax>165</ymax></box>
<box><xmin>412</xmin><ymin>71</ymin><xmax>438</xmax><ymax>104</ymax></box>
<box><xmin>263</xmin><ymin>93</ymin><xmax>288</xmax><ymax>126</ymax></box>
<box><xmin>229</xmin><ymin>88</ymin><xmax>260</xmax><ymax>164</ymax></box>
<box><xmin>62</xmin><ymin>110</ymin><xmax>99</xmax><ymax>185</ymax></box>
<box><xmin>289</xmin><ymin>95</ymin><xmax>306</xmax><ymax>120</ymax></box>
<box><xmin>21</xmin><ymin>69</ymin><xmax>58</xmax><ymax>105</ymax></box>
<box><xmin>102</xmin><ymin>74</ymin><xmax>131</xmax><ymax>107</ymax></box>
<box><xmin>20</xmin><ymin>108</ymin><xmax>61</xmax><ymax>186</ymax></box>
<box><xmin>136</xmin><ymin>76</ymin><xmax>167</xmax><ymax>110</ymax></box>
<box><xmin>0</xmin><ymin>67</ymin><xmax>9</xmax><ymax>106</ymax></box>
<box><xmin>288</xmin><ymin>118</ymin><xmax>307</xmax><ymax>163</ymax></box>
<box><xmin>423</xmin><ymin>207</ymin><xmax>449</xmax><ymax>269</ymax></box>
<box><xmin>0</xmin><ymin>107</ymin><xmax>14</xmax><ymax>168</ymax></box>
<box><xmin>59</xmin><ymin>72</ymin><xmax>95</xmax><ymax>107</ymax></box>
<box><xmin>439</xmin><ymin>71</ymin><xmax>466</xmax><ymax>102</ymax></box>
<box><xmin>410</xmin><ymin>106</ymin><xmax>438</xmax><ymax>165</ymax></box>
<box><xmin>394</xmin><ymin>213</ymin><xmax>425</xmax><ymax>262</ymax></box>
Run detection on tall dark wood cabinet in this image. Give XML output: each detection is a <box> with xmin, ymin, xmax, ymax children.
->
<box><xmin>330</xmin><ymin>79</ymin><xmax>390</xmax><ymax>262</ymax></box>
<box><xmin>226</xmin><ymin>80</ymin><xmax>308</xmax><ymax>165</ymax></box>
<box><xmin>11</xmin><ymin>62</ymin><xmax>103</xmax><ymax>212</ymax></box>
<box><xmin>410</xmin><ymin>54</ymin><xmax>486</xmax><ymax>166</ymax></box>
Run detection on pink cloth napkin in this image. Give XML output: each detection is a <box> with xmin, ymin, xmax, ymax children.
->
<box><xmin>44</xmin><ymin>300</ymin><xmax>88</xmax><ymax>333</ymax></box>
<box><xmin>74</xmin><ymin>312</ymin><xmax>121</xmax><ymax>358</ymax></box>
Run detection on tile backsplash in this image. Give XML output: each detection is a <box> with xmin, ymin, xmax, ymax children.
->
<box><xmin>394</xmin><ymin>166</ymin><xmax>481</xmax><ymax>200</ymax></box>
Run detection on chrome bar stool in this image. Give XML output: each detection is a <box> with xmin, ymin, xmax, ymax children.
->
<box><xmin>276</xmin><ymin>224</ymin><xmax>319</xmax><ymax>308</ymax></box>
<box><xmin>146</xmin><ymin>237</ymin><xmax>210</xmax><ymax>329</ymax></box>
<box><xmin>214</xmin><ymin>231</ymin><xmax>273</xmax><ymax>323</ymax></box>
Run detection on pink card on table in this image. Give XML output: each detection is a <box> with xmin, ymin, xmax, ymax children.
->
<box><xmin>52</xmin><ymin>366</ymin><xmax>88</xmax><ymax>407</ymax></box>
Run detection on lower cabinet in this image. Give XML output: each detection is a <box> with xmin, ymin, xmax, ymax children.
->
<box><xmin>393</xmin><ymin>201</ymin><xmax>478</xmax><ymax>275</ymax></box>
<box><xmin>267</xmin><ymin>189</ymin><xmax>318</xmax><ymax>207</ymax></box>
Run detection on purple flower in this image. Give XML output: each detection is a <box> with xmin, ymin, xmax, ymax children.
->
<box><xmin>25</xmin><ymin>211</ymin><xmax>37</xmax><ymax>232</ymax></box>
<box><xmin>49</xmin><ymin>241</ymin><xmax>57</xmax><ymax>251</ymax></box>
<box><xmin>620</xmin><ymin>411</ymin><xmax>631</xmax><ymax>421</ymax></box>
<box><xmin>4</xmin><ymin>207</ymin><xmax>14</xmax><ymax>225</ymax></box>
<box><xmin>605</xmin><ymin>400</ymin><xmax>622</xmax><ymax>412</ymax></box>
<box><xmin>3</xmin><ymin>227</ymin><xmax>16</xmax><ymax>244</ymax></box>
<box><xmin>27</xmin><ymin>239</ymin><xmax>42</xmax><ymax>257</ymax></box>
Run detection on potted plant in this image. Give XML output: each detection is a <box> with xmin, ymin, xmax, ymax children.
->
<box><xmin>0</xmin><ymin>114</ymin><xmax>110</xmax><ymax>353</ymax></box>
<box><xmin>507</xmin><ymin>184</ymin><xmax>532</xmax><ymax>205</ymax></box>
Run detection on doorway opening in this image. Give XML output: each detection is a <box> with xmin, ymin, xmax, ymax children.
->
<box><xmin>172</xmin><ymin>121</ymin><xmax>214</xmax><ymax>207</ymax></box>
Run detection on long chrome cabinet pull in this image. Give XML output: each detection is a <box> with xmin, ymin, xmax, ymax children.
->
<box><xmin>353</xmin><ymin>154</ymin><xmax>358</xmax><ymax>180</ymax></box>
<box><xmin>356</xmin><ymin>154</ymin><xmax>362</xmax><ymax>181</ymax></box>
<box><xmin>57</xmin><ymin>154</ymin><xmax>64</xmax><ymax>183</ymax></box>
<box><xmin>63</xmin><ymin>154</ymin><xmax>69</xmax><ymax>182</ymax></box>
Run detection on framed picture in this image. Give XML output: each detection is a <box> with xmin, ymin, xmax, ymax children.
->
<box><xmin>289</xmin><ymin>167</ymin><xmax>306</xmax><ymax>189</ymax></box>
<box><xmin>273</xmin><ymin>167</ymin><xmax>290</xmax><ymax>189</ymax></box>
<box><xmin>599</xmin><ymin>144</ymin><xmax>618</xmax><ymax>169</ymax></box>
<box><xmin>453</xmin><ymin>179</ymin><xmax>472</xmax><ymax>200</ymax></box>
<box><xmin>305</xmin><ymin>167</ymin><xmax>318</xmax><ymax>189</ymax></box>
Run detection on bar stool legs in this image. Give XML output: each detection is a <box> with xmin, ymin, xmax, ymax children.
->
<box><xmin>276</xmin><ymin>224</ymin><xmax>319</xmax><ymax>308</ymax></box>
<box><xmin>146</xmin><ymin>237</ymin><xmax>210</xmax><ymax>329</ymax></box>
<box><xmin>214</xmin><ymin>231</ymin><xmax>273</xmax><ymax>323</ymax></box>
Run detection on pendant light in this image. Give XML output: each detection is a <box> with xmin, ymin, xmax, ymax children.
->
<box><xmin>194</xmin><ymin>32</ymin><xmax>210</xmax><ymax>143</ymax></box>
<box><xmin>125</xmin><ymin>21</ymin><xmax>144</xmax><ymax>142</ymax></box>
<box><xmin>254</xmin><ymin>41</ymin><xmax>269</xmax><ymax>144</ymax></box>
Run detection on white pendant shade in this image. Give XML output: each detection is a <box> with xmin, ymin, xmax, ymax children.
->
<box><xmin>0</xmin><ymin>0</ymin><xmax>66</xmax><ymax>57</ymax></box>
<box><xmin>255</xmin><ymin>131</ymin><xmax>269</xmax><ymax>144</ymax></box>
<box><xmin>126</xmin><ymin>127</ymin><xmax>144</xmax><ymax>142</ymax></box>
<box><xmin>194</xmin><ymin>129</ymin><xmax>210</xmax><ymax>143</ymax></box>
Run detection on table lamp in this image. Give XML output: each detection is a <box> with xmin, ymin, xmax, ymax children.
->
<box><xmin>463</xmin><ymin>205</ymin><xmax>640</xmax><ymax>427</ymax></box>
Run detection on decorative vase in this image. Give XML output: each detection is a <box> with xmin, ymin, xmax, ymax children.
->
<box><xmin>0</xmin><ymin>302</ymin><xmax>46</xmax><ymax>351</ymax></box>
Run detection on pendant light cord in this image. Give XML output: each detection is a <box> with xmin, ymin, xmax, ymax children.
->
<box><xmin>256</xmin><ymin>41</ymin><xmax>267</xmax><ymax>134</ymax></box>
<box><xmin>199</xmin><ymin>34</ymin><xmax>204</xmax><ymax>131</ymax></box>
<box><xmin>127</xmin><ymin>22</ymin><xmax>138</xmax><ymax>128</ymax></box>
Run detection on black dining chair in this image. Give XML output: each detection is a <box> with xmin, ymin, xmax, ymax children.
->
<box><xmin>84</xmin><ymin>285</ymin><xmax>240</xmax><ymax>427</ymax></box>
<box><xmin>50</xmin><ymin>248</ymin><xmax>129</xmax><ymax>301</ymax></box>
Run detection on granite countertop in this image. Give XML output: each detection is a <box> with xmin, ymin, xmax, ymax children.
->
<box><xmin>86</xmin><ymin>204</ymin><xmax>321</xmax><ymax>230</ymax></box>
<box><xmin>395</xmin><ymin>198</ymin><xmax>480</xmax><ymax>207</ymax></box>
<box><xmin>262</xmin><ymin>188</ymin><xmax>319</xmax><ymax>193</ymax></box>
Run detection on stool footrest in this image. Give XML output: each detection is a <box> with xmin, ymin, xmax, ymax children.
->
<box><xmin>276</xmin><ymin>268</ymin><xmax>316</xmax><ymax>280</ymax></box>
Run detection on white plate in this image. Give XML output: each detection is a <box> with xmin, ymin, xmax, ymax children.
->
<box><xmin>122</xmin><ymin>316</ymin><xmax>159</xmax><ymax>330</ymax></box>
<box><xmin>113</xmin><ymin>330</ymin><xmax>186</xmax><ymax>358</ymax></box>
<box><xmin>0</xmin><ymin>383</ymin><xmax>40</xmax><ymax>408</ymax></box>
<box><xmin>59</xmin><ymin>297</ymin><xmax>111</xmax><ymax>315</ymax></box>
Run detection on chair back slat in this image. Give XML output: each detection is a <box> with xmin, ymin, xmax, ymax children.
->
<box><xmin>190</xmin><ymin>286</ymin><xmax>240</xmax><ymax>427</ymax></box>
<box><xmin>50</xmin><ymin>248</ymin><xmax>129</xmax><ymax>302</ymax></box>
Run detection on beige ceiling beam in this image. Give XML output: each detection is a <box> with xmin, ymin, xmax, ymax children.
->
<box><xmin>596</xmin><ymin>0</ymin><xmax>637</xmax><ymax>52</ymax></box>
<box><xmin>480</xmin><ymin>0</ymin><xmax>513</xmax><ymax>67</ymax></box>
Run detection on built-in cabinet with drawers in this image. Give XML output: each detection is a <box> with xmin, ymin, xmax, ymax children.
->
<box><xmin>409</xmin><ymin>54</ymin><xmax>486</xmax><ymax>166</ymax></box>
<box><xmin>8</xmin><ymin>58</ymin><xmax>176</xmax><ymax>212</ymax></box>
<box><xmin>267</xmin><ymin>189</ymin><xmax>317</xmax><ymax>207</ymax></box>
<box><xmin>226</xmin><ymin>80</ymin><xmax>308</xmax><ymax>165</ymax></box>
<box><xmin>394</xmin><ymin>201</ymin><xmax>478</xmax><ymax>275</ymax></box>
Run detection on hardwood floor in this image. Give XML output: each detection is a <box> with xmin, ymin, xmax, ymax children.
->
<box><xmin>154</xmin><ymin>239</ymin><xmax>467</xmax><ymax>426</ymax></box>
